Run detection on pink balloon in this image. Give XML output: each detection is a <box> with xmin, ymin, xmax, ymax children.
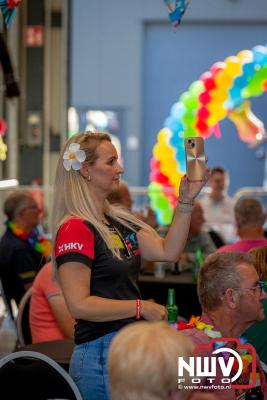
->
<box><xmin>200</xmin><ymin>71</ymin><xmax>213</xmax><ymax>81</ymax></box>
<box><xmin>0</xmin><ymin>119</ymin><xmax>7</xmax><ymax>136</ymax></box>
<box><xmin>150</xmin><ymin>157</ymin><xmax>160</xmax><ymax>170</ymax></box>
<box><xmin>212</xmin><ymin>123</ymin><xmax>222</xmax><ymax>139</ymax></box>
<box><xmin>210</xmin><ymin>62</ymin><xmax>226</xmax><ymax>75</ymax></box>
<box><xmin>162</xmin><ymin>186</ymin><xmax>177</xmax><ymax>207</ymax></box>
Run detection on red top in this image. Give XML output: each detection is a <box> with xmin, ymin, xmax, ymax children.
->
<box><xmin>217</xmin><ymin>239</ymin><xmax>267</xmax><ymax>253</ymax></box>
<box><xmin>29</xmin><ymin>262</ymin><xmax>65</xmax><ymax>343</ymax></box>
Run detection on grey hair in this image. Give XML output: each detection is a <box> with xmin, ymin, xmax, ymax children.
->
<box><xmin>3</xmin><ymin>191</ymin><xmax>34</xmax><ymax>220</ymax></box>
<box><xmin>197</xmin><ymin>252</ymin><xmax>255</xmax><ymax>311</ymax></box>
<box><xmin>234</xmin><ymin>197</ymin><xmax>265</xmax><ymax>228</ymax></box>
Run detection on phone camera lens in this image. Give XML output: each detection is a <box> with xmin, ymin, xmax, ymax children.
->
<box><xmin>191</xmin><ymin>142</ymin><xmax>195</xmax><ymax>148</ymax></box>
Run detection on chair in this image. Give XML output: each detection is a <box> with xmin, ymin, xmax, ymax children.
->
<box><xmin>16</xmin><ymin>287</ymin><xmax>32</xmax><ymax>346</ymax></box>
<box><xmin>0</xmin><ymin>350</ymin><xmax>82</xmax><ymax>400</ymax></box>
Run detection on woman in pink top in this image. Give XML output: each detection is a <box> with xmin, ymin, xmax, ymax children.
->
<box><xmin>30</xmin><ymin>262</ymin><xmax>74</xmax><ymax>343</ymax></box>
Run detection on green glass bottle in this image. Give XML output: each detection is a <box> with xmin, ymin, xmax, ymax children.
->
<box><xmin>192</xmin><ymin>247</ymin><xmax>203</xmax><ymax>284</ymax></box>
<box><xmin>166</xmin><ymin>288</ymin><xmax>178</xmax><ymax>324</ymax></box>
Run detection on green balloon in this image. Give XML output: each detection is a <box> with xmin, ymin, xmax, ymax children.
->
<box><xmin>156</xmin><ymin>196</ymin><xmax>169</xmax><ymax>208</ymax></box>
<box><xmin>183</xmin><ymin>128</ymin><xmax>197</xmax><ymax>138</ymax></box>
<box><xmin>148</xmin><ymin>182</ymin><xmax>162</xmax><ymax>198</ymax></box>
<box><xmin>182</xmin><ymin>112</ymin><xmax>196</xmax><ymax>125</ymax></box>
<box><xmin>180</xmin><ymin>92</ymin><xmax>198</xmax><ymax>109</ymax></box>
<box><xmin>189</xmin><ymin>80</ymin><xmax>204</xmax><ymax>97</ymax></box>
<box><xmin>160</xmin><ymin>208</ymin><xmax>173</xmax><ymax>225</ymax></box>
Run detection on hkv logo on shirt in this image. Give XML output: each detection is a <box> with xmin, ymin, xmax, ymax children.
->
<box><xmin>58</xmin><ymin>242</ymin><xmax>84</xmax><ymax>253</ymax></box>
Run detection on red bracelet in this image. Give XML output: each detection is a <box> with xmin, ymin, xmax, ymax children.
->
<box><xmin>136</xmin><ymin>299</ymin><xmax>141</xmax><ymax>320</ymax></box>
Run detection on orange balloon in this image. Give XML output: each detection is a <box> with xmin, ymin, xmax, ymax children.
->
<box><xmin>228</xmin><ymin>101</ymin><xmax>265</xmax><ymax>143</ymax></box>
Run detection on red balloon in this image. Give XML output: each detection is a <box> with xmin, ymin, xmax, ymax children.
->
<box><xmin>200</xmin><ymin>71</ymin><xmax>216</xmax><ymax>91</ymax></box>
<box><xmin>205</xmin><ymin>78</ymin><xmax>216</xmax><ymax>91</ymax></box>
<box><xmin>150</xmin><ymin>171</ymin><xmax>169</xmax><ymax>184</ymax></box>
<box><xmin>199</xmin><ymin>91</ymin><xmax>211</xmax><ymax>105</ymax></box>
<box><xmin>197</xmin><ymin>107</ymin><xmax>210</xmax><ymax>120</ymax></box>
<box><xmin>196</xmin><ymin>120</ymin><xmax>210</xmax><ymax>135</ymax></box>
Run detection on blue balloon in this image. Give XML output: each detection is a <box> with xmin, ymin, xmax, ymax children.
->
<box><xmin>252</xmin><ymin>45</ymin><xmax>267</xmax><ymax>67</ymax></box>
<box><xmin>170</xmin><ymin>102</ymin><xmax>185</xmax><ymax>119</ymax></box>
<box><xmin>164</xmin><ymin>116</ymin><xmax>184</xmax><ymax>135</ymax></box>
<box><xmin>242</xmin><ymin>62</ymin><xmax>256</xmax><ymax>78</ymax></box>
<box><xmin>232</xmin><ymin>75</ymin><xmax>248</xmax><ymax>90</ymax></box>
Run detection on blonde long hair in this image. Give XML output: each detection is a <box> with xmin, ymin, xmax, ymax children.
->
<box><xmin>52</xmin><ymin>131</ymin><xmax>154</xmax><ymax>258</ymax></box>
<box><xmin>109</xmin><ymin>321</ymin><xmax>193</xmax><ymax>400</ymax></box>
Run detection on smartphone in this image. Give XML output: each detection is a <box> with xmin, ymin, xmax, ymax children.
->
<box><xmin>184</xmin><ymin>137</ymin><xmax>206</xmax><ymax>181</ymax></box>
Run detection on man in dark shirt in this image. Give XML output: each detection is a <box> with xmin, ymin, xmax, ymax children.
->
<box><xmin>0</xmin><ymin>191</ymin><xmax>47</xmax><ymax>315</ymax></box>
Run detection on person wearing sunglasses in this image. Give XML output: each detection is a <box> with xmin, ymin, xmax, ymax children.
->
<box><xmin>52</xmin><ymin>131</ymin><xmax>209</xmax><ymax>400</ymax></box>
<box><xmin>243</xmin><ymin>246</ymin><xmax>267</xmax><ymax>373</ymax></box>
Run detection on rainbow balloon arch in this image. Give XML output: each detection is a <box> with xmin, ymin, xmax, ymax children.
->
<box><xmin>148</xmin><ymin>44</ymin><xmax>267</xmax><ymax>225</ymax></box>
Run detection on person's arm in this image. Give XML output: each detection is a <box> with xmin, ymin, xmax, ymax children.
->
<box><xmin>58</xmin><ymin>261</ymin><xmax>167</xmax><ymax>322</ymax></box>
<box><xmin>48</xmin><ymin>292</ymin><xmax>74</xmax><ymax>339</ymax></box>
<box><xmin>137</xmin><ymin>174</ymin><xmax>209</xmax><ymax>262</ymax></box>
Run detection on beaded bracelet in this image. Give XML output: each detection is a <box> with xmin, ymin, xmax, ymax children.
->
<box><xmin>136</xmin><ymin>299</ymin><xmax>141</xmax><ymax>319</ymax></box>
<box><xmin>179</xmin><ymin>198</ymin><xmax>194</xmax><ymax>206</ymax></box>
<box><xmin>178</xmin><ymin>199</ymin><xmax>194</xmax><ymax>213</ymax></box>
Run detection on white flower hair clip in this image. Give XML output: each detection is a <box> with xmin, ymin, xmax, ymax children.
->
<box><xmin>63</xmin><ymin>143</ymin><xmax>86</xmax><ymax>171</ymax></box>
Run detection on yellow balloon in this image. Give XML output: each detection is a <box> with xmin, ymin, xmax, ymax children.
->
<box><xmin>208</xmin><ymin>101</ymin><xmax>223</xmax><ymax>114</ymax></box>
<box><xmin>209</xmin><ymin>89</ymin><xmax>228</xmax><ymax>103</ymax></box>
<box><xmin>215</xmin><ymin>70</ymin><xmax>233</xmax><ymax>88</ymax></box>
<box><xmin>224</xmin><ymin>56</ymin><xmax>242</xmax><ymax>77</ymax></box>
<box><xmin>216</xmin><ymin>106</ymin><xmax>228</xmax><ymax>120</ymax></box>
<box><xmin>153</xmin><ymin>143</ymin><xmax>166</xmax><ymax>159</ymax></box>
<box><xmin>237</xmin><ymin>50</ymin><xmax>253</xmax><ymax>63</ymax></box>
<box><xmin>157</xmin><ymin>128</ymin><xmax>170</xmax><ymax>144</ymax></box>
<box><xmin>207</xmin><ymin>115</ymin><xmax>219</xmax><ymax>127</ymax></box>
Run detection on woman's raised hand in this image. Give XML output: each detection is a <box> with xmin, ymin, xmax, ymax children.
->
<box><xmin>179</xmin><ymin>170</ymin><xmax>210</xmax><ymax>202</ymax></box>
<box><xmin>141</xmin><ymin>300</ymin><xmax>168</xmax><ymax>321</ymax></box>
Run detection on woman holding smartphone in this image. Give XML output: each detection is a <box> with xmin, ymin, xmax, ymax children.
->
<box><xmin>52</xmin><ymin>131</ymin><xmax>209</xmax><ymax>400</ymax></box>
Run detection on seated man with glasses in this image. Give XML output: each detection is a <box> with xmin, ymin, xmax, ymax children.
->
<box><xmin>181</xmin><ymin>252</ymin><xmax>267</xmax><ymax>400</ymax></box>
<box><xmin>0</xmin><ymin>191</ymin><xmax>49</xmax><ymax>316</ymax></box>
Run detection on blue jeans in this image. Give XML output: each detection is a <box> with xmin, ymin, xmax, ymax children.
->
<box><xmin>69</xmin><ymin>332</ymin><xmax>117</xmax><ymax>400</ymax></box>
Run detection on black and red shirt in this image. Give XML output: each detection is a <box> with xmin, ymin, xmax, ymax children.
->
<box><xmin>55</xmin><ymin>216</ymin><xmax>141</xmax><ymax>344</ymax></box>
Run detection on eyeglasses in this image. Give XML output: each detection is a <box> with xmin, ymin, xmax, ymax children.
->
<box><xmin>24</xmin><ymin>205</ymin><xmax>40</xmax><ymax>211</ymax></box>
<box><xmin>234</xmin><ymin>280</ymin><xmax>267</xmax><ymax>295</ymax></box>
